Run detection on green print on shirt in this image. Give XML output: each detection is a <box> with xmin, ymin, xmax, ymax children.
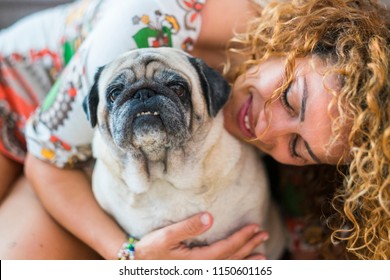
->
<box><xmin>132</xmin><ymin>11</ymin><xmax>179</xmax><ymax>48</ymax></box>
<box><xmin>41</xmin><ymin>78</ymin><xmax>62</xmax><ymax>112</ymax></box>
<box><xmin>133</xmin><ymin>26</ymin><xmax>173</xmax><ymax>48</ymax></box>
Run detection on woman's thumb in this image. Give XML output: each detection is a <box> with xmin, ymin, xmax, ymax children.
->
<box><xmin>168</xmin><ymin>212</ymin><xmax>213</xmax><ymax>242</ymax></box>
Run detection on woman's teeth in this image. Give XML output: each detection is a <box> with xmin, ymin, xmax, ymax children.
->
<box><xmin>244</xmin><ymin>114</ymin><xmax>250</xmax><ymax>132</ymax></box>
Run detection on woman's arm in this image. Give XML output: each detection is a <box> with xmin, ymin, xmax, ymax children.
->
<box><xmin>0</xmin><ymin>154</ymin><xmax>22</xmax><ymax>203</ymax></box>
<box><xmin>25</xmin><ymin>153</ymin><xmax>267</xmax><ymax>259</ymax></box>
<box><xmin>190</xmin><ymin>0</ymin><xmax>260</xmax><ymax>70</ymax></box>
<box><xmin>24</xmin><ymin>153</ymin><xmax>126</xmax><ymax>260</ymax></box>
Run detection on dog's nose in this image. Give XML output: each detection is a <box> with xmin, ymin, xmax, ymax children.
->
<box><xmin>133</xmin><ymin>89</ymin><xmax>156</xmax><ymax>101</ymax></box>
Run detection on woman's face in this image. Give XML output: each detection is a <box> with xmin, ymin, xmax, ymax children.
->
<box><xmin>224</xmin><ymin>56</ymin><xmax>346</xmax><ymax>166</ymax></box>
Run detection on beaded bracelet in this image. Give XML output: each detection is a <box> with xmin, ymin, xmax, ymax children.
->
<box><xmin>117</xmin><ymin>236</ymin><xmax>139</xmax><ymax>260</ymax></box>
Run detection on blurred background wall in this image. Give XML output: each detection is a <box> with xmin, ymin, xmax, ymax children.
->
<box><xmin>0</xmin><ymin>0</ymin><xmax>73</xmax><ymax>29</ymax></box>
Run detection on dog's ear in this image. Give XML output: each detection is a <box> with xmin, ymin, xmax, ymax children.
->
<box><xmin>83</xmin><ymin>66</ymin><xmax>104</xmax><ymax>127</ymax></box>
<box><xmin>188</xmin><ymin>57</ymin><xmax>231</xmax><ymax>117</ymax></box>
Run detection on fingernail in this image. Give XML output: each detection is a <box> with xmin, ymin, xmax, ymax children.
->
<box><xmin>254</xmin><ymin>226</ymin><xmax>260</xmax><ymax>234</ymax></box>
<box><xmin>261</xmin><ymin>232</ymin><xmax>269</xmax><ymax>241</ymax></box>
<box><xmin>200</xmin><ymin>213</ymin><xmax>211</xmax><ymax>226</ymax></box>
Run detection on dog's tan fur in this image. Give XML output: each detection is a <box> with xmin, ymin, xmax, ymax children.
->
<box><xmin>84</xmin><ymin>48</ymin><xmax>286</xmax><ymax>259</ymax></box>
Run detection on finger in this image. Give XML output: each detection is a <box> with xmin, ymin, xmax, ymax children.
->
<box><xmin>188</xmin><ymin>224</ymin><xmax>260</xmax><ymax>259</ymax></box>
<box><xmin>163</xmin><ymin>212</ymin><xmax>213</xmax><ymax>245</ymax></box>
<box><xmin>245</xmin><ymin>254</ymin><xmax>267</xmax><ymax>260</ymax></box>
<box><xmin>227</xmin><ymin>231</ymin><xmax>269</xmax><ymax>260</ymax></box>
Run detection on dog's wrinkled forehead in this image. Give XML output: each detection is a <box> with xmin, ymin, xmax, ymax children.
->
<box><xmin>102</xmin><ymin>48</ymin><xmax>192</xmax><ymax>84</ymax></box>
<box><xmin>86</xmin><ymin>47</ymin><xmax>230</xmax><ymax>122</ymax></box>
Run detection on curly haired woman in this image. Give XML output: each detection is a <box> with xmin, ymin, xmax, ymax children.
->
<box><xmin>0</xmin><ymin>0</ymin><xmax>389</xmax><ymax>260</ymax></box>
<box><xmin>223</xmin><ymin>0</ymin><xmax>390</xmax><ymax>259</ymax></box>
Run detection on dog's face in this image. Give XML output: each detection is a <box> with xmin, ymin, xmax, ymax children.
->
<box><xmin>84</xmin><ymin>48</ymin><xmax>230</xmax><ymax>161</ymax></box>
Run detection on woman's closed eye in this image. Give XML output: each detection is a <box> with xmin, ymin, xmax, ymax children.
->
<box><xmin>280</xmin><ymin>82</ymin><xmax>294</xmax><ymax>114</ymax></box>
<box><xmin>289</xmin><ymin>134</ymin><xmax>301</xmax><ymax>159</ymax></box>
<box><xmin>289</xmin><ymin>134</ymin><xmax>322</xmax><ymax>164</ymax></box>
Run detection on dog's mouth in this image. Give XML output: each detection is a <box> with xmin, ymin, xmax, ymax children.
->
<box><xmin>131</xmin><ymin>104</ymin><xmax>165</xmax><ymax>130</ymax></box>
<box><xmin>135</xmin><ymin>111</ymin><xmax>160</xmax><ymax>117</ymax></box>
<box><xmin>109</xmin><ymin>88</ymin><xmax>189</xmax><ymax>161</ymax></box>
<box><xmin>131</xmin><ymin>107</ymin><xmax>165</xmax><ymax>140</ymax></box>
<box><xmin>133</xmin><ymin>110</ymin><xmax>162</xmax><ymax>126</ymax></box>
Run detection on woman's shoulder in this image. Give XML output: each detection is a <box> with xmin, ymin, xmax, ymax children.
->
<box><xmin>191</xmin><ymin>0</ymin><xmax>264</xmax><ymax>69</ymax></box>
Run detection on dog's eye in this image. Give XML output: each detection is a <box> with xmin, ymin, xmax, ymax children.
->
<box><xmin>109</xmin><ymin>91</ymin><xmax>121</xmax><ymax>103</ymax></box>
<box><xmin>170</xmin><ymin>84</ymin><xmax>187</xmax><ymax>97</ymax></box>
<box><xmin>107</xmin><ymin>85</ymin><xmax>123</xmax><ymax>103</ymax></box>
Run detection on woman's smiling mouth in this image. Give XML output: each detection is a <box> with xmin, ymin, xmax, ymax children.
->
<box><xmin>238</xmin><ymin>95</ymin><xmax>256</xmax><ymax>139</ymax></box>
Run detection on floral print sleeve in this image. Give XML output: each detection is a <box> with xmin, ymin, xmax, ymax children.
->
<box><xmin>23</xmin><ymin>0</ymin><xmax>206</xmax><ymax>168</ymax></box>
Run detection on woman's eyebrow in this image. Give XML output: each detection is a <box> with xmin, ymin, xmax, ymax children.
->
<box><xmin>304</xmin><ymin>140</ymin><xmax>322</xmax><ymax>164</ymax></box>
<box><xmin>301</xmin><ymin>76</ymin><xmax>321</xmax><ymax>163</ymax></box>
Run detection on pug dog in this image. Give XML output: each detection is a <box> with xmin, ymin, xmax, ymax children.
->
<box><xmin>83</xmin><ymin>47</ymin><xmax>286</xmax><ymax>259</ymax></box>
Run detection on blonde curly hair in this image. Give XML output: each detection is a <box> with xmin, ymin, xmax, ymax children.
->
<box><xmin>225</xmin><ymin>0</ymin><xmax>390</xmax><ymax>259</ymax></box>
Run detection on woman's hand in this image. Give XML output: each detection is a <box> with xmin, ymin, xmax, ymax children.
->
<box><xmin>135</xmin><ymin>212</ymin><xmax>269</xmax><ymax>260</ymax></box>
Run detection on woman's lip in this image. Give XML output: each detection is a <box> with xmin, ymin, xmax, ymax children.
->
<box><xmin>238</xmin><ymin>95</ymin><xmax>256</xmax><ymax>139</ymax></box>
